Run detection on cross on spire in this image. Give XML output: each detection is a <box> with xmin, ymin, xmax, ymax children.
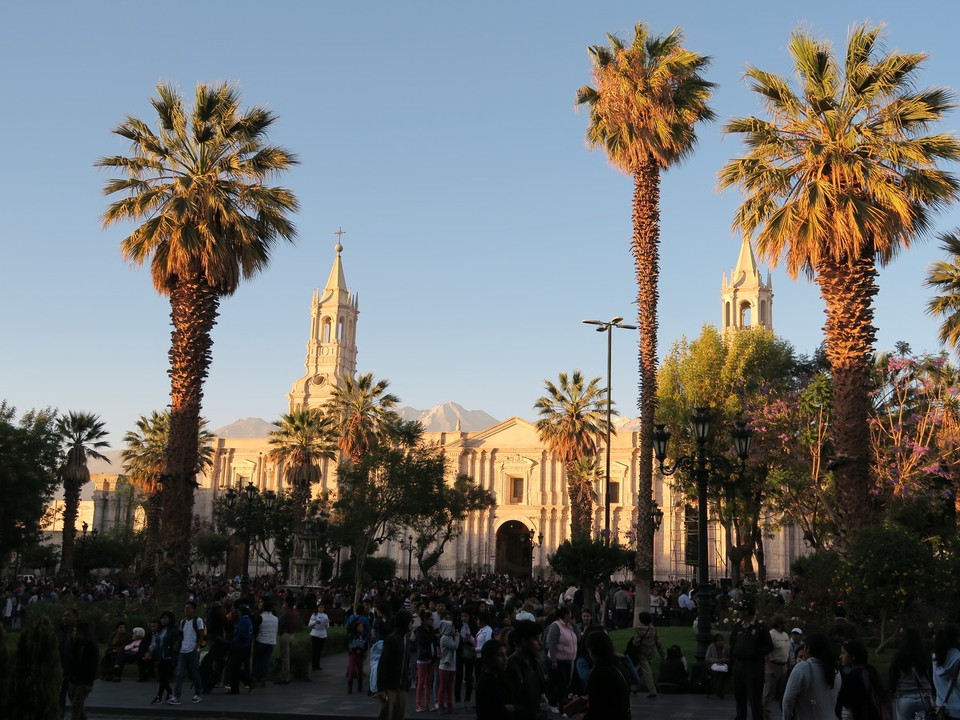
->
<box><xmin>335</xmin><ymin>227</ymin><xmax>346</xmax><ymax>241</ymax></box>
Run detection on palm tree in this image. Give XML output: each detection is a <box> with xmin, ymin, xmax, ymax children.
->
<box><xmin>926</xmin><ymin>232</ymin><xmax>960</xmax><ymax>352</ymax></box>
<box><xmin>324</xmin><ymin>373</ymin><xmax>400</xmax><ymax>464</ymax></box>
<box><xmin>97</xmin><ymin>82</ymin><xmax>299</xmax><ymax>596</ymax></box>
<box><xmin>268</xmin><ymin>408</ymin><xmax>338</xmax><ymax>520</ymax></box>
<box><xmin>56</xmin><ymin>411</ymin><xmax>110</xmax><ymax>577</ymax></box>
<box><xmin>121</xmin><ymin>411</ymin><xmax>213</xmax><ymax>577</ymax></box>
<box><xmin>534</xmin><ymin>371</ymin><xmax>612</xmax><ymax>539</ymax></box>
<box><xmin>719</xmin><ymin>24</ymin><xmax>960</xmax><ymax>539</ymax></box>
<box><xmin>577</xmin><ymin>22</ymin><xmax>715</xmax><ymax>598</ymax></box>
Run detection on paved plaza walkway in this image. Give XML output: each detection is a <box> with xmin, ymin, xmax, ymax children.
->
<box><xmin>85</xmin><ymin>648</ymin><xmax>741</xmax><ymax>719</ymax></box>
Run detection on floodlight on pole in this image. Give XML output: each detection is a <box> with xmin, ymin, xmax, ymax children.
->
<box><xmin>582</xmin><ymin>316</ymin><xmax>637</xmax><ymax>541</ymax></box>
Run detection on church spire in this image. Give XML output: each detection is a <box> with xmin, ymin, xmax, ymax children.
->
<box><xmin>721</xmin><ymin>236</ymin><xmax>773</xmax><ymax>335</ymax></box>
<box><xmin>287</xmin><ymin>234</ymin><xmax>359</xmax><ymax>412</ymax></box>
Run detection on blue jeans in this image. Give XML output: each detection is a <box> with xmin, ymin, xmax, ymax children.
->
<box><xmin>173</xmin><ymin>650</ymin><xmax>202</xmax><ymax>698</ymax></box>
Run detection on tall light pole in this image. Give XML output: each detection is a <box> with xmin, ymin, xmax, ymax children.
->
<box><xmin>652</xmin><ymin>409</ymin><xmax>751</xmax><ymax>663</ymax></box>
<box><xmin>583</xmin><ymin>316</ymin><xmax>637</xmax><ymax>541</ymax></box>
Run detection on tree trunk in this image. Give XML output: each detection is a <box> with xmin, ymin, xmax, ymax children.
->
<box><xmin>60</xmin><ymin>478</ymin><xmax>80</xmax><ymax>579</ymax></box>
<box><xmin>633</xmin><ymin>159</ymin><xmax>661</xmax><ymax>621</ymax></box>
<box><xmin>157</xmin><ymin>274</ymin><xmax>219</xmax><ymax>601</ymax></box>
<box><xmin>142</xmin><ymin>491</ymin><xmax>162</xmax><ymax>580</ymax></box>
<box><xmin>815</xmin><ymin>254</ymin><xmax>880</xmax><ymax>548</ymax></box>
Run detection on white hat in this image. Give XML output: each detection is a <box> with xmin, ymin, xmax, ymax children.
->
<box><xmin>791</xmin><ymin>627</ymin><xmax>803</xmax><ymax>635</ymax></box>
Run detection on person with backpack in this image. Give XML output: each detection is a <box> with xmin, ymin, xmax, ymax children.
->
<box><xmin>626</xmin><ymin>611</ymin><xmax>667</xmax><ymax>698</ymax></box>
<box><xmin>169</xmin><ymin>601</ymin><xmax>206</xmax><ymax>705</ymax></box>
<box><xmin>226</xmin><ymin>604</ymin><xmax>254</xmax><ymax>694</ymax></box>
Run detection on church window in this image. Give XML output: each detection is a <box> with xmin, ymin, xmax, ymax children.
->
<box><xmin>509</xmin><ymin>477</ymin><xmax>523</xmax><ymax>504</ymax></box>
<box><xmin>337</xmin><ymin>317</ymin><xmax>344</xmax><ymax>340</ymax></box>
<box><xmin>739</xmin><ymin>301</ymin><xmax>752</xmax><ymax>327</ymax></box>
<box><xmin>608</xmin><ymin>480</ymin><xmax>620</xmax><ymax>504</ymax></box>
<box><xmin>322</xmin><ymin>317</ymin><xmax>332</xmax><ymax>343</ymax></box>
<box><xmin>759</xmin><ymin>300</ymin><xmax>767</xmax><ymax>325</ymax></box>
<box><xmin>725</xmin><ymin>301</ymin><xmax>731</xmax><ymax>329</ymax></box>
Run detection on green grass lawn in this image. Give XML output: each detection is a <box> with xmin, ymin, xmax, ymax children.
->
<box><xmin>610</xmin><ymin>624</ymin><xmax>699</xmax><ymax>676</ymax></box>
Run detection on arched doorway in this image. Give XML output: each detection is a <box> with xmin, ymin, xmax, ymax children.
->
<box><xmin>496</xmin><ymin>520</ymin><xmax>533</xmax><ymax>577</ymax></box>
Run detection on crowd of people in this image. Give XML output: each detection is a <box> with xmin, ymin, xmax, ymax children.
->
<box><xmin>8</xmin><ymin>569</ymin><xmax>960</xmax><ymax>720</ymax></box>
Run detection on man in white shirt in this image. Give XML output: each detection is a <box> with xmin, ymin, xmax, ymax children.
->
<box><xmin>762</xmin><ymin>614</ymin><xmax>791</xmax><ymax>720</ymax></box>
<box><xmin>170</xmin><ymin>602</ymin><xmax>205</xmax><ymax>705</ymax></box>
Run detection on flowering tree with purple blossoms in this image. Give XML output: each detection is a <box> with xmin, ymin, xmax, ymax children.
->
<box><xmin>870</xmin><ymin>350</ymin><xmax>960</xmax><ymax>502</ymax></box>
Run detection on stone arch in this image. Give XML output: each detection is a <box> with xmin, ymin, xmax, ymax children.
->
<box><xmin>494</xmin><ymin>519</ymin><xmax>533</xmax><ymax>577</ymax></box>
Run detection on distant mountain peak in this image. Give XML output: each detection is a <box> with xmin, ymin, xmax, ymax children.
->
<box><xmin>398</xmin><ymin>402</ymin><xmax>499</xmax><ymax>432</ymax></box>
<box><xmin>212</xmin><ymin>417</ymin><xmax>278</xmax><ymax>438</ymax></box>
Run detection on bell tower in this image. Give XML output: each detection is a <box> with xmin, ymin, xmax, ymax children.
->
<box><xmin>721</xmin><ymin>236</ymin><xmax>774</xmax><ymax>335</ymax></box>
<box><xmin>287</xmin><ymin>239</ymin><xmax>359</xmax><ymax>411</ymax></box>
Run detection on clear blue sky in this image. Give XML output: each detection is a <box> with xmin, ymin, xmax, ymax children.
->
<box><xmin>3</xmin><ymin>1</ymin><xmax>960</xmax><ymax>445</ymax></box>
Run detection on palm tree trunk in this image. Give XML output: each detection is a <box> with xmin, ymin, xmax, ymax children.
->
<box><xmin>143</xmin><ymin>491</ymin><xmax>162</xmax><ymax>578</ymax></box>
<box><xmin>633</xmin><ymin>158</ymin><xmax>660</xmax><ymax>619</ymax></box>
<box><xmin>815</xmin><ymin>253</ymin><xmax>880</xmax><ymax>548</ymax></box>
<box><xmin>60</xmin><ymin>479</ymin><xmax>80</xmax><ymax>579</ymax></box>
<box><xmin>157</xmin><ymin>273</ymin><xmax>219</xmax><ymax>600</ymax></box>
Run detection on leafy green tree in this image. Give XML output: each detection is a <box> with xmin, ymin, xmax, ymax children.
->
<box><xmin>325</xmin><ymin>372</ymin><xmax>400</xmax><ymax>464</ymax></box>
<box><xmin>751</xmin><ymin>371</ymin><xmax>837</xmax><ymax>550</ymax></box>
<box><xmin>0</xmin><ymin>403</ymin><xmax>61</xmax><ymax>564</ymax></box>
<box><xmin>578</xmin><ymin>22</ymin><xmax>715</xmax><ymax>612</ymax></box>
<box><xmin>122</xmin><ymin>411</ymin><xmax>213</xmax><ymax>579</ymax></box>
<box><xmin>98</xmin><ymin>82</ymin><xmax>299</xmax><ymax>598</ymax></box>
<box><xmin>334</xmin><ymin>428</ymin><xmax>452</xmax><ymax>610</ymax></box>
<box><xmin>548</xmin><ymin>538</ymin><xmax>634</xmax><ymax>612</ymax></box>
<box><xmin>56</xmin><ymin>411</ymin><xmax>109</xmax><ymax>578</ymax></box>
<box><xmin>19</xmin><ymin>544</ymin><xmax>60</xmax><ymax>576</ymax></box>
<box><xmin>839</xmin><ymin>524</ymin><xmax>940</xmax><ymax>647</ymax></box>
<box><xmin>409</xmin><ymin>473</ymin><xmax>495</xmax><ymax>577</ymax></box>
<box><xmin>658</xmin><ymin>325</ymin><xmax>800</xmax><ymax>582</ymax></box>
<box><xmin>214</xmin><ymin>489</ymin><xmax>297</xmax><ymax>578</ymax></box>
<box><xmin>719</xmin><ymin>24</ymin><xmax>960</xmax><ymax>542</ymax></box>
<box><xmin>192</xmin><ymin>532</ymin><xmax>231</xmax><ymax>572</ymax></box>
<box><xmin>534</xmin><ymin>371</ymin><xmax>612</xmax><ymax>539</ymax></box>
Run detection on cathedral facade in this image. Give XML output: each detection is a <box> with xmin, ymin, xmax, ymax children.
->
<box><xmin>171</xmin><ymin>240</ymin><xmax>805</xmax><ymax>583</ymax></box>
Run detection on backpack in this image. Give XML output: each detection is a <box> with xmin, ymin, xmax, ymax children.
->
<box><xmin>180</xmin><ymin>617</ymin><xmax>206</xmax><ymax>649</ymax></box>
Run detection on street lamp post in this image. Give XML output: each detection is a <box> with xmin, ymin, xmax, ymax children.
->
<box><xmin>77</xmin><ymin>521</ymin><xmax>97</xmax><ymax>580</ymax></box>
<box><xmin>652</xmin><ymin>408</ymin><xmax>751</xmax><ymax>664</ymax></box>
<box><xmin>583</xmin><ymin>316</ymin><xmax>637</xmax><ymax>541</ymax></box>
<box><xmin>400</xmin><ymin>535</ymin><xmax>415</xmax><ymax>581</ymax></box>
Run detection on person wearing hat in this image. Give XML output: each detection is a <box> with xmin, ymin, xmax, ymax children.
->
<box><xmin>789</xmin><ymin>628</ymin><xmax>805</xmax><ymax>668</ymax></box>
<box><xmin>730</xmin><ymin>600</ymin><xmax>773</xmax><ymax>720</ymax></box>
<box><xmin>763</xmin><ymin>614</ymin><xmax>791</xmax><ymax>718</ymax></box>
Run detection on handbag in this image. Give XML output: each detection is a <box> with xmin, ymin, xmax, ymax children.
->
<box><xmin>913</xmin><ymin>669</ymin><xmax>937</xmax><ymax>720</ymax></box>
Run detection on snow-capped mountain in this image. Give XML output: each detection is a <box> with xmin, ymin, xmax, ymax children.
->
<box><xmin>397</xmin><ymin>402</ymin><xmax>499</xmax><ymax>432</ymax></box>
<box><xmin>211</xmin><ymin>417</ymin><xmax>279</xmax><ymax>438</ymax></box>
